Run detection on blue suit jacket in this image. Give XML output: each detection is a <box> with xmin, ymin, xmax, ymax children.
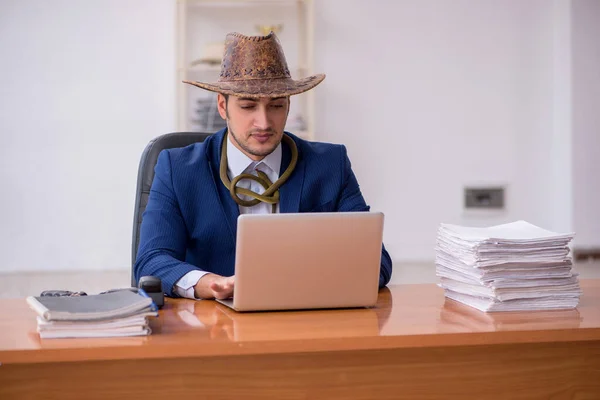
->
<box><xmin>134</xmin><ymin>129</ymin><xmax>392</xmax><ymax>296</ymax></box>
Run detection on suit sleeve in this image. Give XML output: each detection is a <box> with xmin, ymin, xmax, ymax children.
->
<box><xmin>134</xmin><ymin>150</ymin><xmax>203</xmax><ymax>296</ymax></box>
<box><xmin>335</xmin><ymin>145</ymin><xmax>393</xmax><ymax>288</ymax></box>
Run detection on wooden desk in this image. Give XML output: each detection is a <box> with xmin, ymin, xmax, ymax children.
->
<box><xmin>1</xmin><ymin>280</ymin><xmax>599</xmax><ymax>399</ymax></box>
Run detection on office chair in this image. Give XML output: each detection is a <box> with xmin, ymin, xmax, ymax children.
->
<box><xmin>131</xmin><ymin>131</ymin><xmax>212</xmax><ymax>286</ymax></box>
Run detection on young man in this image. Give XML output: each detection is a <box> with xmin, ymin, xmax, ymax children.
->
<box><xmin>134</xmin><ymin>32</ymin><xmax>392</xmax><ymax>299</ymax></box>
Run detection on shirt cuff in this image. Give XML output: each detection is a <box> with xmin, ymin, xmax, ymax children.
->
<box><xmin>173</xmin><ymin>270</ymin><xmax>209</xmax><ymax>299</ymax></box>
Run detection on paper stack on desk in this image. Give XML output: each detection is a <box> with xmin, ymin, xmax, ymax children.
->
<box><xmin>26</xmin><ymin>289</ymin><xmax>159</xmax><ymax>339</ymax></box>
<box><xmin>435</xmin><ymin>220</ymin><xmax>581</xmax><ymax>312</ymax></box>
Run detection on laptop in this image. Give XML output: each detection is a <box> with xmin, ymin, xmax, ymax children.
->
<box><xmin>216</xmin><ymin>211</ymin><xmax>385</xmax><ymax>312</ymax></box>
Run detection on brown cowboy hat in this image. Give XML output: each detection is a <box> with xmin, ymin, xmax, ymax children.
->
<box><xmin>183</xmin><ymin>32</ymin><xmax>325</xmax><ymax>98</ymax></box>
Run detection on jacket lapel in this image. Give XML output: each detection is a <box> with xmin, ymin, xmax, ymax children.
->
<box><xmin>278</xmin><ymin>134</ymin><xmax>305</xmax><ymax>213</ymax></box>
<box><xmin>207</xmin><ymin>129</ymin><xmax>240</xmax><ymax>242</ymax></box>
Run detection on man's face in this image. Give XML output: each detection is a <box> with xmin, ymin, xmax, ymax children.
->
<box><xmin>217</xmin><ymin>94</ymin><xmax>289</xmax><ymax>161</ymax></box>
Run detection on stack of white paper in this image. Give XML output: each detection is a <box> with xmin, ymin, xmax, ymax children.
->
<box><xmin>35</xmin><ymin>313</ymin><xmax>156</xmax><ymax>339</ymax></box>
<box><xmin>27</xmin><ymin>290</ymin><xmax>159</xmax><ymax>339</ymax></box>
<box><xmin>436</xmin><ymin>220</ymin><xmax>581</xmax><ymax>312</ymax></box>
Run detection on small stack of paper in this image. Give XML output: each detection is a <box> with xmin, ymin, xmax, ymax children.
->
<box><xmin>27</xmin><ymin>289</ymin><xmax>158</xmax><ymax>339</ymax></box>
<box><xmin>436</xmin><ymin>220</ymin><xmax>581</xmax><ymax>312</ymax></box>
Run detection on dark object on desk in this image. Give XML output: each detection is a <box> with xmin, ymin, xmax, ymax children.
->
<box><xmin>139</xmin><ymin>276</ymin><xmax>164</xmax><ymax>309</ymax></box>
<box><xmin>131</xmin><ymin>131</ymin><xmax>212</xmax><ymax>287</ymax></box>
<box><xmin>40</xmin><ymin>290</ymin><xmax>87</xmax><ymax>297</ymax></box>
<box><xmin>28</xmin><ymin>289</ymin><xmax>157</xmax><ymax>321</ymax></box>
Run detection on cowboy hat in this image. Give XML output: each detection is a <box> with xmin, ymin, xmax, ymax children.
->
<box><xmin>183</xmin><ymin>31</ymin><xmax>325</xmax><ymax>98</ymax></box>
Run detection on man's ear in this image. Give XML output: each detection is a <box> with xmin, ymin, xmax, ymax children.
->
<box><xmin>217</xmin><ymin>94</ymin><xmax>227</xmax><ymax>120</ymax></box>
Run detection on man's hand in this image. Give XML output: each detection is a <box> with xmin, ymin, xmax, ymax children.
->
<box><xmin>194</xmin><ymin>273</ymin><xmax>235</xmax><ymax>300</ymax></box>
<box><xmin>209</xmin><ymin>275</ymin><xmax>235</xmax><ymax>299</ymax></box>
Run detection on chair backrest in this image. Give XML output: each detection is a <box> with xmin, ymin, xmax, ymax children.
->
<box><xmin>131</xmin><ymin>132</ymin><xmax>212</xmax><ymax>286</ymax></box>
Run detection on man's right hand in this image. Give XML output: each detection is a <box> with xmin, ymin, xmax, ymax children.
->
<box><xmin>194</xmin><ymin>273</ymin><xmax>235</xmax><ymax>300</ymax></box>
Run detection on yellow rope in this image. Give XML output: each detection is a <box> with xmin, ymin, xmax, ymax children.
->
<box><xmin>219</xmin><ymin>131</ymin><xmax>298</xmax><ymax>213</ymax></box>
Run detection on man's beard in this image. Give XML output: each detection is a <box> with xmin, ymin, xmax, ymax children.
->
<box><xmin>228</xmin><ymin>126</ymin><xmax>280</xmax><ymax>158</ymax></box>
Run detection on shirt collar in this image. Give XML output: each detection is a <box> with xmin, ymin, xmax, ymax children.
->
<box><xmin>226</xmin><ymin>132</ymin><xmax>282</xmax><ymax>177</ymax></box>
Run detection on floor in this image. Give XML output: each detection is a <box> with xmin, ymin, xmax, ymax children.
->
<box><xmin>1</xmin><ymin>261</ymin><xmax>599</xmax><ymax>298</ymax></box>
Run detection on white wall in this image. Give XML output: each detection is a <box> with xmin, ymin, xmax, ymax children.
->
<box><xmin>0</xmin><ymin>0</ymin><xmax>177</xmax><ymax>272</ymax></box>
<box><xmin>314</xmin><ymin>0</ymin><xmax>578</xmax><ymax>261</ymax></box>
<box><xmin>0</xmin><ymin>0</ymin><xmax>597</xmax><ymax>273</ymax></box>
<box><xmin>572</xmin><ymin>0</ymin><xmax>600</xmax><ymax>249</ymax></box>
